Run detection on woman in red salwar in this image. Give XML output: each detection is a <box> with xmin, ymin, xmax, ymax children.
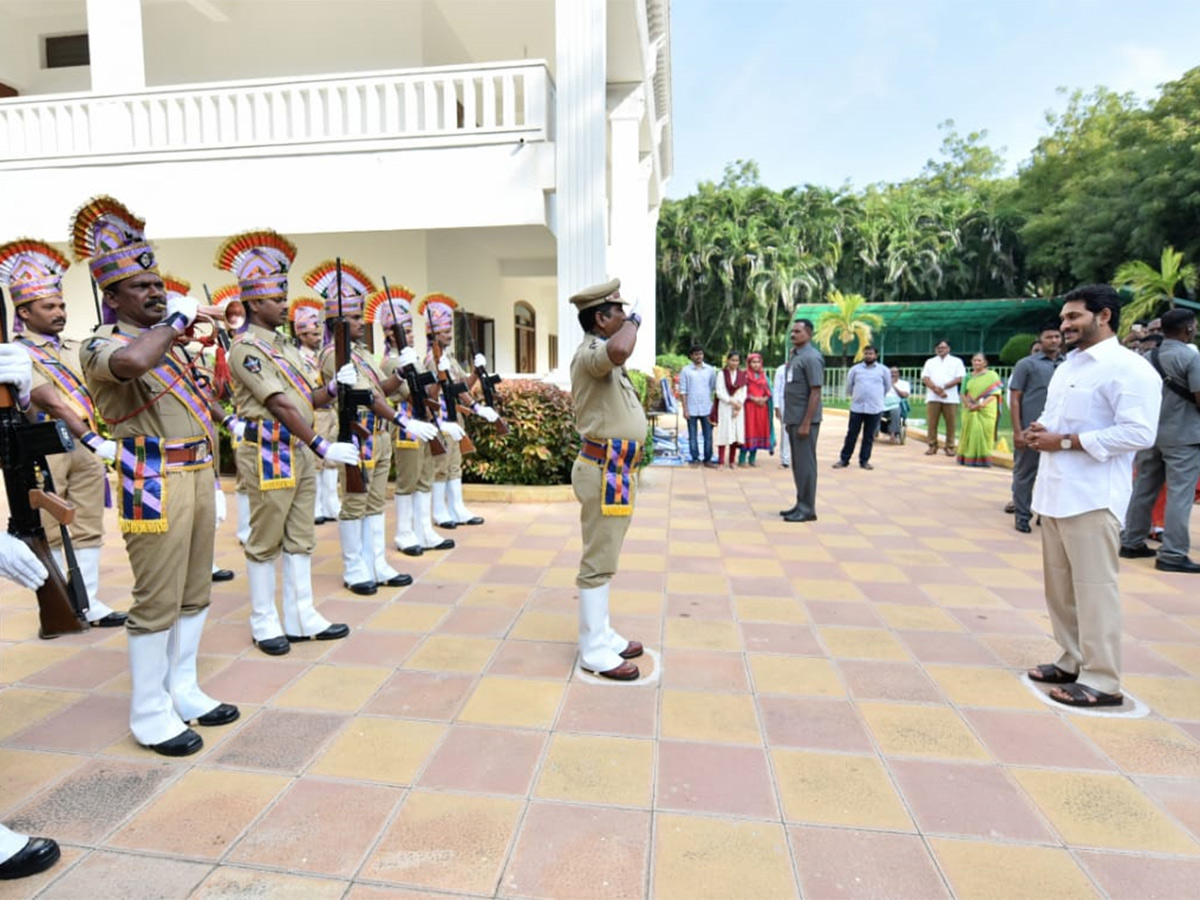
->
<box><xmin>739</xmin><ymin>352</ymin><xmax>772</xmax><ymax>466</ymax></box>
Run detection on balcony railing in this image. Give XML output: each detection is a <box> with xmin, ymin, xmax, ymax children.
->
<box><xmin>0</xmin><ymin>61</ymin><xmax>554</xmax><ymax>167</ymax></box>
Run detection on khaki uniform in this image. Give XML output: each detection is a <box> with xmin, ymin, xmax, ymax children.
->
<box><xmin>383</xmin><ymin>353</ymin><xmax>435</xmax><ymax>493</ymax></box>
<box><xmin>570</xmin><ymin>333</ymin><xmax>647</xmax><ymax>589</ymax></box>
<box><xmin>81</xmin><ymin>323</ymin><xmax>216</xmax><ymax>634</ymax></box>
<box><xmin>230</xmin><ymin>324</ymin><xmax>319</xmax><ymax>562</ymax></box>
<box><xmin>321</xmin><ymin>343</ymin><xmax>392</xmax><ymax>518</ymax></box>
<box><xmin>302</xmin><ymin>346</ymin><xmax>339</xmax><ymax>444</ymax></box>
<box><xmin>21</xmin><ymin>332</ymin><xmax>107</xmax><ymax>549</ymax></box>
<box><xmin>425</xmin><ymin>350</ymin><xmax>471</xmax><ymax>481</ymax></box>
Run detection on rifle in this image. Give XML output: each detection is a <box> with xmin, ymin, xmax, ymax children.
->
<box><xmin>426</xmin><ymin>306</ymin><xmax>475</xmax><ymax>454</ymax></box>
<box><xmin>331</xmin><ymin>258</ymin><xmax>373</xmax><ymax>493</ymax></box>
<box><xmin>0</xmin><ymin>287</ymin><xmax>88</xmax><ymax>638</ymax></box>
<box><xmin>460</xmin><ymin>309</ymin><xmax>509</xmax><ymax>436</ymax></box>
<box><xmin>89</xmin><ymin>277</ymin><xmax>103</xmax><ymax>326</ymax></box>
<box><xmin>381</xmin><ymin>277</ymin><xmax>444</xmax><ymax>456</ymax></box>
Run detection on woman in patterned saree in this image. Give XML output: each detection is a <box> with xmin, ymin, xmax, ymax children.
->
<box><xmin>957</xmin><ymin>353</ymin><xmax>1002</xmax><ymax>467</ymax></box>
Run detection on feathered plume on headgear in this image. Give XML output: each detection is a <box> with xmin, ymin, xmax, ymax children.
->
<box><xmin>69</xmin><ymin>195</ymin><xmax>157</xmax><ymax>290</ymax></box>
<box><xmin>288</xmin><ymin>297</ymin><xmax>324</xmax><ymax>333</ymax></box>
<box><xmin>0</xmin><ymin>239</ymin><xmax>70</xmax><ymax>307</ymax></box>
<box><xmin>214</xmin><ymin>229</ymin><xmax>296</xmax><ymax>302</ymax></box>
<box><xmin>160</xmin><ymin>273</ymin><xmax>191</xmax><ymax>300</ymax></box>
<box><xmin>303</xmin><ymin>260</ymin><xmax>376</xmax><ymax>319</ymax></box>
<box><xmin>365</xmin><ymin>284</ymin><xmax>415</xmax><ymax>329</ymax></box>
<box><xmin>208</xmin><ymin>283</ymin><xmax>240</xmax><ymax>307</ymax></box>
<box><xmin>414</xmin><ymin>292</ymin><xmax>458</xmax><ymax>334</ymax></box>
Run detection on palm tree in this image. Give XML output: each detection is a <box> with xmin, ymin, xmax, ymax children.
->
<box><xmin>1113</xmin><ymin>246</ymin><xmax>1198</xmax><ymax>334</ymax></box>
<box><xmin>813</xmin><ymin>290</ymin><xmax>885</xmax><ymax>368</ymax></box>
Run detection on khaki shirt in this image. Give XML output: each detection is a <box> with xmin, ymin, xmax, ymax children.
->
<box><xmin>320</xmin><ymin>341</ymin><xmax>391</xmax><ymax>431</ymax></box>
<box><xmin>424</xmin><ymin>349</ymin><xmax>475</xmax><ymax>422</ymax></box>
<box><xmin>18</xmin><ymin>331</ymin><xmax>97</xmax><ymax>430</ymax></box>
<box><xmin>80</xmin><ymin>322</ymin><xmax>213</xmax><ymax>441</ymax></box>
<box><xmin>570</xmin><ymin>333</ymin><xmax>647</xmax><ymax>442</ymax></box>
<box><xmin>229</xmin><ymin>324</ymin><xmax>317</xmax><ymax>429</ymax></box>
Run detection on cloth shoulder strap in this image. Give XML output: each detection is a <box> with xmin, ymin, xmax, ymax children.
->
<box><xmin>1150</xmin><ymin>348</ymin><xmax>1200</xmax><ymax>405</ymax></box>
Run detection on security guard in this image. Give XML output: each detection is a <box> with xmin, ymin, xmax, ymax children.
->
<box><xmin>569</xmin><ymin>278</ymin><xmax>645</xmax><ymax>681</ymax></box>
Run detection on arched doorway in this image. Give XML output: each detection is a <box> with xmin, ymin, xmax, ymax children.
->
<box><xmin>515</xmin><ymin>301</ymin><xmax>536</xmax><ymax>373</ymax></box>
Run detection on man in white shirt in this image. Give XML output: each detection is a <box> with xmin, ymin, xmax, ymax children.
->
<box><xmin>1024</xmin><ymin>284</ymin><xmax>1161</xmax><ymax>708</ymax></box>
<box><xmin>920</xmin><ymin>341</ymin><xmax>966</xmax><ymax>456</ymax></box>
<box><xmin>773</xmin><ymin>361</ymin><xmax>790</xmax><ymax>467</ymax></box>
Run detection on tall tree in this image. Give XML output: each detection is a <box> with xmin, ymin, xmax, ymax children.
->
<box><xmin>1113</xmin><ymin>246</ymin><xmax>1198</xmax><ymax>332</ymax></box>
<box><xmin>813</xmin><ymin>291</ymin><xmax>884</xmax><ymax>368</ymax></box>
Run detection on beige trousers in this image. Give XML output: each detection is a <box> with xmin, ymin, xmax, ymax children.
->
<box><xmin>432</xmin><ymin>437</ymin><xmax>464</xmax><ymax>482</ymax></box>
<box><xmin>236</xmin><ymin>440</ymin><xmax>317</xmax><ymax>562</ymax></box>
<box><xmin>339</xmin><ymin>430</ymin><xmax>392</xmax><ymax>519</ymax></box>
<box><xmin>926</xmin><ymin>400</ymin><xmax>957</xmax><ymax>451</ymax></box>
<box><xmin>572</xmin><ymin>457</ymin><xmax>634</xmax><ymax>589</ymax></box>
<box><xmin>394</xmin><ymin>441</ymin><xmax>434</xmax><ymax>494</ymax></box>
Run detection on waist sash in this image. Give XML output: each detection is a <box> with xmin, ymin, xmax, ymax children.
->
<box><xmin>580</xmin><ymin>438</ymin><xmax>642</xmax><ymax>517</ymax></box>
<box><xmin>254</xmin><ymin>419</ymin><xmax>296</xmax><ymax>491</ymax></box>
<box><xmin>117</xmin><ymin>436</ymin><xmax>211</xmax><ymax>533</ymax></box>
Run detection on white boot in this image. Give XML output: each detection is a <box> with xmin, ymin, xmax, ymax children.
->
<box><xmin>578</xmin><ymin>585</ymin><xmax>626</xmax><ymax>673</ymax></box>
<box><xmin>368</xmin><ymin>514</ymin><xmax>408</xmax><ymax>586</ymax></box>
<box><xmin>319</xmin><ymin>468</ymin><xmax>341</xmax><ymax>520</ymax></box>
<box><xmin>127</xmin><ymin>630</ymin><xmax>189</xmax><ymax>746</ymax></box>
<box><xmin>246</xmin><ymin>559</ymin><xmax>283</xmax><ymax>643</ymax></box>
<box><xmin>393</xmin><ymin>493</ymin><xmax>422</xmax><ymax>554</ymax></box>
<box><xmin>167</xmin><ymin>609</ymin><xmax>226</xmax><ymax>722</ymax></box>
<box><xmin>448</xmin><ymin>478</ymin><xmax>483</xmax><ymax>525</ymax></box>
<box><xmin>69</xmin><ymin>547</ymin><xmax>116</xmax><ymax>622</ymax></box>
<box><xmin>0</xmin><ymin>823</ymin><xmax>29</xmax><ymax>863</ymax></box>
<box><xmin>415</xmin><ymin>491</ymin><xmax>454</xmax><ymax>551</ymax></box>
<box><xmin>432</xmin><ymin>481</ymin><xmax>456</xmax><ymax>528</ymax></box>
<box><xmin>337</xmin><ymin>518</ymin><xmax>373</xmax><ymax>587</ymax></box>
<box><xmin>235</xmin><ymin>491</ymin><xmax>251</xmax><ymax>545</ymax></box>
<box><xmin>282</xmin><ymin>552</ymin><xmax>336</xmax><ymax>638</ymax></box>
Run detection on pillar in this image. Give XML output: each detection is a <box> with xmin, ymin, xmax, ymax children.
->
<box><xmin>86</xmin><ymin>0</ymin><xmax>146</xmax><ymax>93</ymax></box>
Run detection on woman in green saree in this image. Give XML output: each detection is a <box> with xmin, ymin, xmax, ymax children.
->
<box><xmin>957</xmin><ymin>353</ymin><xmax>1002</xmax><ymax>467</ymax></box>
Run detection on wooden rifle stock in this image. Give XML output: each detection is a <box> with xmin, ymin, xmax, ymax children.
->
<box><xmin>380</xmin><ymin>278</ymin><xmax>445</xmax><ymax>456</ymax></box>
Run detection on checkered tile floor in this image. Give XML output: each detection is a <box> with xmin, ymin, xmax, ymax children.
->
<box><xmin>2</xmin><ymin>432</ymin><xmax>1198</xmax><ymax>899</ymax></box>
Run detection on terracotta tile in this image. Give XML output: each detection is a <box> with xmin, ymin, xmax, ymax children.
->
<box><xmin>0</xmin><ymin>688</ymin><xmax>84</xmax><ymax>741</ymax></box>
<box><xmin>818</xmin><ymin>626</ymin><xmax>909</xmax><ymax>661</ymax></box>
<box><xmin>229</xmin><ymin>778</ymin><xmax>401</xmax><ymax>877</ymax></box>
<box><xmin>975</xmin><ymin>633</ymin><xmax>1063</xmax><ymax>669</ymax></box>
<box><xmin>419</xmin><ymin>725</ymin><xmax>545</xmax><ymax>794</ymax></box>
<box><xmin>310</xmin><ymin>717</ymin><xmax>445</xmax><ymax>785</ymax></box>
<box><xmin>929</xmin><ymin>838</ymin><xmax>1097</xmax><ymax>900</ymax></box>
<box><xmin>38</xmin><ymin>850</ymin><xmax>212</xmax><ymax>900</ymax></box>
<box><xmin>1078</xmin><ymin>851</ymin><xmax>1200</xmax><ymax>900</ymax></box>
<box><xmin>0</xmin><ymin>748</ymin><xmax>85</xmax><ymax>818</ymax></box>
<box><xmin>949</xmin><ymin>607</ymin><xmax>1047</xmax><ymax>635</ymax></box>
<box><xmin>734</xmin><ymin>595</ymin><xmax>808</xmax><ymax>624</ymax></box>
<box><xmin>771</xmin><ymin>749</ymin><xmax>912</xmax><ymax>830</ymax></box>
<box><xmin>665</xmin><ymin>594</ymin><xmax>733</xmax><ymax>620</ymax></box>
<box><xmin>1123</xmin><ymin>675</ymin><xmax>1200</xmax><ymax>720</ymax></box>
<box><xmin>661</xmin><ymin>690</ymin><xmax>761</xmax><ymax>744</ymax></box>
<box><xmin>0</xmin><ymin>644</ymin><xmax>79</xmax><ymax>685</ymax></box>
<box><xmin>436</xmin><ymin>606</ymin><xmax>517</xmax><ymax>637</ymax></box>
<box><xmin>656</xmin><ymin>741</ymin><xmax>777</xmax><ymax>819</ymax></box>
<box><xmin>213</xmin><ymin>708</ymin><xmax>348</xmax><ymax>773</ymax></box>
<box><xmin>924</xmin><ymin>664</ymin><xmax>1043</xmax><ymax>710</ymax></box>
<box><xmin>108</xmin><ymin>768</ymin><xmax>289</xmax><ymax>859</ymax></box>
<box><xmin>23</xmin><ymin>649</ymin><xmax>128</xmax><ymax>690</ymax></box>
<box><xmin>360</xmin><ymin>791</ymin><xmax>522</xmax><ymax>892</ymax></box>
<box><xmin>740</xmin><ymin>623</ymin><xmax>821</xmax><ymax>656</ymax></box>
<box><xmin>1072</xmin><ymin>717</ymin><xmax>1200</xmax><ymax>776</ymax></box>
<box><xmin>192</xmin><ymin>868</ymin><xmax>347</xmax><ymax>899</ymax></box>
<box><xmin>878</xmin><ymin>604</ymin><xmax>962</xmax><ymax>632</ymax></box>
<box><xmin>793</xmin><ymin>578</ymin><xmax>866</xmax><ymax>602</ymax></box>
<box><xmin>501</xmin><ymin>802</ymin><xmax>650</xmax><ymax>899</ymax></box>
<box><xmin>460</xmin><ymin>583</ymin><xmax>533</xmax><ymax>608</ymax></box>
<box><xmin>666</xmin><ymin>572</ymin><xmax>729</xmax><ymax>595</ymax></box>
<box><xmin>323</xmin><ymin>630</ymin><xmax>421</xmax><ymax>667</ymax></box>
<box><xmin>837</xmin><ymin>660</ymin><xmax>943</xmax><ymax>702</ymax></box>
<box><xmin>1134</xmin><ymin>774</ymin><xmax>1200</xmax><ymax>837</ymax></box>
<box><xmin>757</xmin><ymin>695</ymin><xmax>874</xmax><ymax>752</ymax></box>
<box><xmin>10</xmin><ymin>694</ymin><xmax>130</xmax><ymax>754</ymax></box>
<box><xmin>664</xmin><ymin>618</ymin><xmax>742</xmax><ymax>652</ymax></box>
<box><xmin>961</xmin><ymin>709</ymin><xmax>1114</xmax><ymax>770</ymax></box>
<box><xmin>859</xmin><ymin>702</ymin><xmax>990</xmax><ymax>760</ymax></box>
<box><xmin>748</xmin><ymin>655</ymin><xmax>844</xmax><ymax>697</ymax></box>
<box><xmin>789</xmin><ymin>826</ymin><xmax>950</xmax><ymax>900</ymax></box>
<box><xmin>458</xmin><ymin>676</ymin><xmax>564</xmax><ymax>729</ymax></box>
<box><xmin>488</xmin><ymin>640</ymin><xmax>578</xmax><ymax>679</ymax></box>
<box><xmin>198</xmin><ymin>657</ymin><xmax>307</xmax><ymax>704</ymax></box>
<box><xmin>365</xmin><ymin>602</ymin><xmax>450</xmax><ymax>633</ymax></box>
<box><xmin>660</xmin><ymin>649</ymin><xmax>750</xmax><ymax>692</ymax></box>
<box><xmin>653</xmin><ymin>813</ymin><xmax>797</xmax><ymax>900</ymax></box>
<box><xmin>535</xmin><ymin>733</ymin><xmax>653</xmax><ymax>807</ymax></box>
<box><xmin>556</xmin><ymin>682</ymin><xmax>658</xmax><ymax>737</ymax></box>
<box><xmin>365</xmin><ymin>670</ymin><xmax>476</xmax><ymax>720</ymax></box>
<box><xmin>900</xmin><ymin>631</ymin><xmax>1000</xmax><ymax>665</ymax></box>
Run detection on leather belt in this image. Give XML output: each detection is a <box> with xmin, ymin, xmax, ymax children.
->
<box><xmin>164</xmin><ymin>442</ymin><xmax>209</xmax><ymax>465</ymax></box>
<box><xmin>579</xmin><ymin>438</ymin><xmax>607</xmax><ymax>464</ymax></box>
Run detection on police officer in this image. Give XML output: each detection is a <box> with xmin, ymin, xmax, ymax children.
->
<box><xmin>291</xmin><ymin>298</ymin><xmax>342</xmax><ymax>524</ymax></box>
<box><xmin>569</xmin><ymin>278</ymin><xmax>645</xmax><ymax>681</ymax></box>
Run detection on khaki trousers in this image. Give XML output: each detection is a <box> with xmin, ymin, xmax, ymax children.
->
<box><xmin>926</xmin><ymin>400</ymin><xmax>957</xmax><ymax>451</ymax></box>
<box><xmin>1041</xmin><ymin>509</ymin><xmax>1122</xmax><ymax>694</ymax></box>
<box><xmin>339</xmin><ymin>430</ymin><xmax>392</xmax><ymax>519</ymax></box>
<box><xmin>572</xmin><ymin>457</ymin><xmax>634</xmax><ymax>589</ymax></box>
<box><xmin>124</xmin><ymin>466</ymin><xmax>215</xmax><ymax>634</ymax></box>
<box><xmin>394</xmin><ymin>441</ymin><xmax>434</xmax><ymax>494</ymax></box>
<box><xmin>432</xmin><ymin>437</ymin><xmax>464</xmax><ymax>482</ymax></box>
<box><xmin>42</xmin><ymin>444</ymin><xmax>107</xmax><ymax>549</ymax></box>
<box><xmin>236</xmin><ymin>440</ymin><xmax>317</xmax><ymax>562</ymax></box>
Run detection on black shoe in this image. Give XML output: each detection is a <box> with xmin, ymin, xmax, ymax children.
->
<box><xmin>424</xmin><ymin>539</ymin><xmax>455</xmax><ymax>551</ymax></box>
<box><xmin>254</xmin><ymin>635</ymin><xmax>291</xmax><ymax>656</ymax></box>
<box><xmin>703</xmin><ymin>461</ymin><xmax>720</xmax><ymax>469</ymax></box>
<box><xmin>346</xmin><ymin>581</ymin><xmax>377</xmax><ymax>596</ymax></box>
<box><xmin>1155</xmin><ymin>557</ymin><xmax>1200</xmax><ymax>573</ymax></box>
<box><xmin>1015</xmin><ymin>520</ymin><xmax>1032</xmax><ymax>534</ymax></box>
<box><xmin>832</xmin><ymin>460</ymin><xmax>849</xmax><ymax>469</ymax></box>
<box><xmin>859</xmin><ymin>462</ymin><xmax>874</xmax><ymax>470</ymax></box>
<box><xmin>195</xmin><ymin>703</ymin><xmax>239</xmax><ymax>727</ymax></box>
<box><xmin>0</xmin><ymin>838</ymin><xmax>60</xmax><ymax>881</ymax></box>
<box><xmin>287</xmin><ymin>623</ymin><xmax>351</xmax><ymax>642</ymax></box>
<box><xmin>89</xmin><ymin>611</ymin><xmax>128</xmax><ymax>627</ymax></box>
<box><xmin>437</xmin><ymin>520</ymin><xmax>458</xmax><ymax>530</ymax></box>
<box><xmin>779</xmin><ymin>506</ymin><xmax>800</xmax><ymax>517</ymax></box>
<box><xmin>211</xmin><ymin>569</ymin><xmax>235</xmax><ymax>582</ymax></box>
<box><xmin>145</xmin><ymin>728</ymin><xmax>203</xmax><ymax>757</ymax></box>
<box><xmin>457</xmin><ymin>516</ymin><xmax>485</xmax><ymax>526</ymax></box>
<box><xmin>782</xmin><ymin>511</ymin><xmax>817</xmax><ymax>523</ymax></box>
<box><xmin>383</xmin><ymin>573</ymin><xmax>414</xmax><ymax>587</ymax></box>
<box><xmin>1119</xmin><ymin>544</ymin><xmax>1157</xmax><ymax>559</ymax></box>
<box><xmin>399</xmin><ymin>544</ymin><xmax>424</xmax><ymax>557</ymax></box>
<box><xmin>314</xmin><ymin>516</ymin><xmax>328</xmax><ymax>526</ymax></box>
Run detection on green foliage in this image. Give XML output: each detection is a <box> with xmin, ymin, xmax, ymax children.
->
<box><xmin>462</xmin><ymin>379</ymin><xmax>577</xmax><ymax>486</ymax></box>
<box><xmin>813</xmin><ymin>290</ymin><xmax>884</xmax><ymax>365</ymax></box>
<box><xmin>626</xmin><ymin>369</ymin><xmax>650</xmax><ymax>406</ymax></box>
<box><xmin>1112</xmin><ymin>246</ymin><xmax>1198</xmax><ymax>334</ymax></box>
<box><xmin>999</xmin><ymin>333</ymin><xmax>1039</xmax><ymax>366</ymax></box>
<box><xmin>656</xmin><ymin>353</ymin><xmax>689</xmax><ymax>375</ymax></box>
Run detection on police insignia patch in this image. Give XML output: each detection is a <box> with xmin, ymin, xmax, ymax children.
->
<box><xmin>85</xmin><ymin>338</ymin><xmax>106</xmax><ymax>352</ymax></box>
<box><xmin>243</xmin><ymin>356</ymin><xmax>263</xmax><ymax>373</ymax></box>
<box><xmin>136</xmin><ymin>251</ymin><xmax>154</xmax><ymax>270</ymax></box>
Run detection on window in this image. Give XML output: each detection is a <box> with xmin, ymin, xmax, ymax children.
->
<box><xmin>44</xmin><ymin>34</ymin><xmax>90</xmax><ymax>69</ymax></box>
<box><xmin>457</xmin><ymin>312</ymin><xmax>494</xmax><ymax>367</ymax></box>
<box><xmin>514</xmin><ymin>301</ymin><xmax>536</xmax><ymax>373</ymax></box>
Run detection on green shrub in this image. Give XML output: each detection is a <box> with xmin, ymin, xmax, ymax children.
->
<box><xmin>463</xmin><ymin>379</ymin><xmax>577</xmax><ymax>486</ymax></box>
<box><xmin>999</xmin><ymin>333</ymin><xmax>1039</xmax><ymax>366</ymax></box>
<box><xmin>656</xmin><ymin>352</ymin><xmax>689</xmax><ymax>375</ymax></box>
<box><xmin>627</xmin><ymin>369</ymin><xmax>650</xmax><ymax>407</ymax></box>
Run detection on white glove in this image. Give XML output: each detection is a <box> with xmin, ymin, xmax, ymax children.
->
<box><xmin>0</xmin><ymin>532</ymin><xmax>48</xmax><ymax>590</ymax></box>
<box><xmin>95</xmin><ymin>439</ymin><xmax>118</xmax><ymax>462</ymax></box>
<box><xmin>397</xmin><ymin>347</ymin><xmax>418</xmax><ymax>369</ymax></box>
<box><xmin>213</xmin><ymin>485</ymin><xmax>227</xmax><ymax>526</ymax></box>
<box><xmin>230</xmin><ymin>418</ymin><xmax>247</xmax><ymax>440</ymax></box>
<box><xmin>335</xmin><ymin>363</ymin><xmax>357</xmax><ymax>386</ymax></box>
<box><xmin>474</xmin><ymin>404</ymin><xmax>500</xmax><ymax>423</ymax></box>
<box><xmin>323</xmin><ymin>441</ymin><xmax>361</xmax><ymax>466</ymax></box>
<box><xmin>400</xmin><ymin>418</ymin><xmax>441</xmax><ymax>442</ymax></box>
<box><xmin>0</xmin><ymin>344</ymin><xmax>33</xmax><ymax>407</ymax></box>
<box><xmin>438</xmin><ymin>355</ymin><xmax>453</xmax><ymax>373</ymax></box>
<box><xmin>440</xmin><ymin>420</ymin><xmax>465</xmax><ymax>441</ymax></box>
<box><xmin>473</xmin><ymin>353</ymin><xmax>487</xmax><ymax>368</ymax></box>
<box><xmin>165</xmin><ymin>294</ymin><xmax>200</xmax><ymax>328</ymax></box>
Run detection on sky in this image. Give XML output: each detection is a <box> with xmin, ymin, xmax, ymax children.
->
<box><xmin>667</xmin><ymin>0</ymin><xmax>1200</xmax><ymax>197</ymax></box>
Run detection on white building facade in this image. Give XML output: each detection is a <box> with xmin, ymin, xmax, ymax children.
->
<box><xmin>0</xmin><ymin>0</ymin><xmax>672</xmax><ymax>373</ymax></box>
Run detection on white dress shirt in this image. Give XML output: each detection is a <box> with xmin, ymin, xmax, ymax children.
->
<box><xmin>1032</xmin><ymin>336</ymin><xmax>1162</xmax><ymax>521</ymax></box>
<box><xmin>921</xmin><ymin>355</ymin><xmax>966</xmax><ymax>403</ymax></box>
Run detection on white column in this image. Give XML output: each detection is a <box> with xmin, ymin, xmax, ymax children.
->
<box><xmin>86</xmin><ymin>0</ymin><xmax>146</xmax><ymax>93</ymax></box>
<box><xmin>554</xmin><ymin>0</ymin><xmax>607</xmax><ymax>369</ymax></box>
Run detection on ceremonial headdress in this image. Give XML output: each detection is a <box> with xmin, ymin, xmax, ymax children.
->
<box><xmin>303</xmin><ymin>260</ymin><xmax>375</xmax><ymax>319</ymax></box>
<box><xmin>414</xmin><ymin>292</ymin><xmax>457</xmax><ymax>334</ymax></box>
<box><xmin>69</xmin><ymin>195</ymin><xmax>157</xmax><ymax>292</ymax></box>
<box><xmin>288</xmin><ymin>297</ymin><xmax>324</xmax><ymax>334</ymax></box>
<box><xmin>568</xmin><ymin>277</ymin><xmax>622</xmax><ymax>312</ymax></box>
<box><xmin>161</xmin><ymin>273</ymin><xmax>191</xmax><ymax>300</ymax></box>
<box><xmin>214</xmin><ymin>230</ymin><xmax>296</xmax><ymax>302</ymax></box>
<box><xmin>366</xmin><ymin>284</ymin><xmax>415</xmax><ymax>330</ymax></box>
<box><xmin>0</xmin><ymin>239</ymin><xmax>70</xmax><ymax>308</ymax></box>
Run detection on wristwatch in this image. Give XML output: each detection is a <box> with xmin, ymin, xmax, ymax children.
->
<box><xmin>1060</xmin><ymin>435</ymin><xmax>1073</xmax><ymax>451</ymax></box>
